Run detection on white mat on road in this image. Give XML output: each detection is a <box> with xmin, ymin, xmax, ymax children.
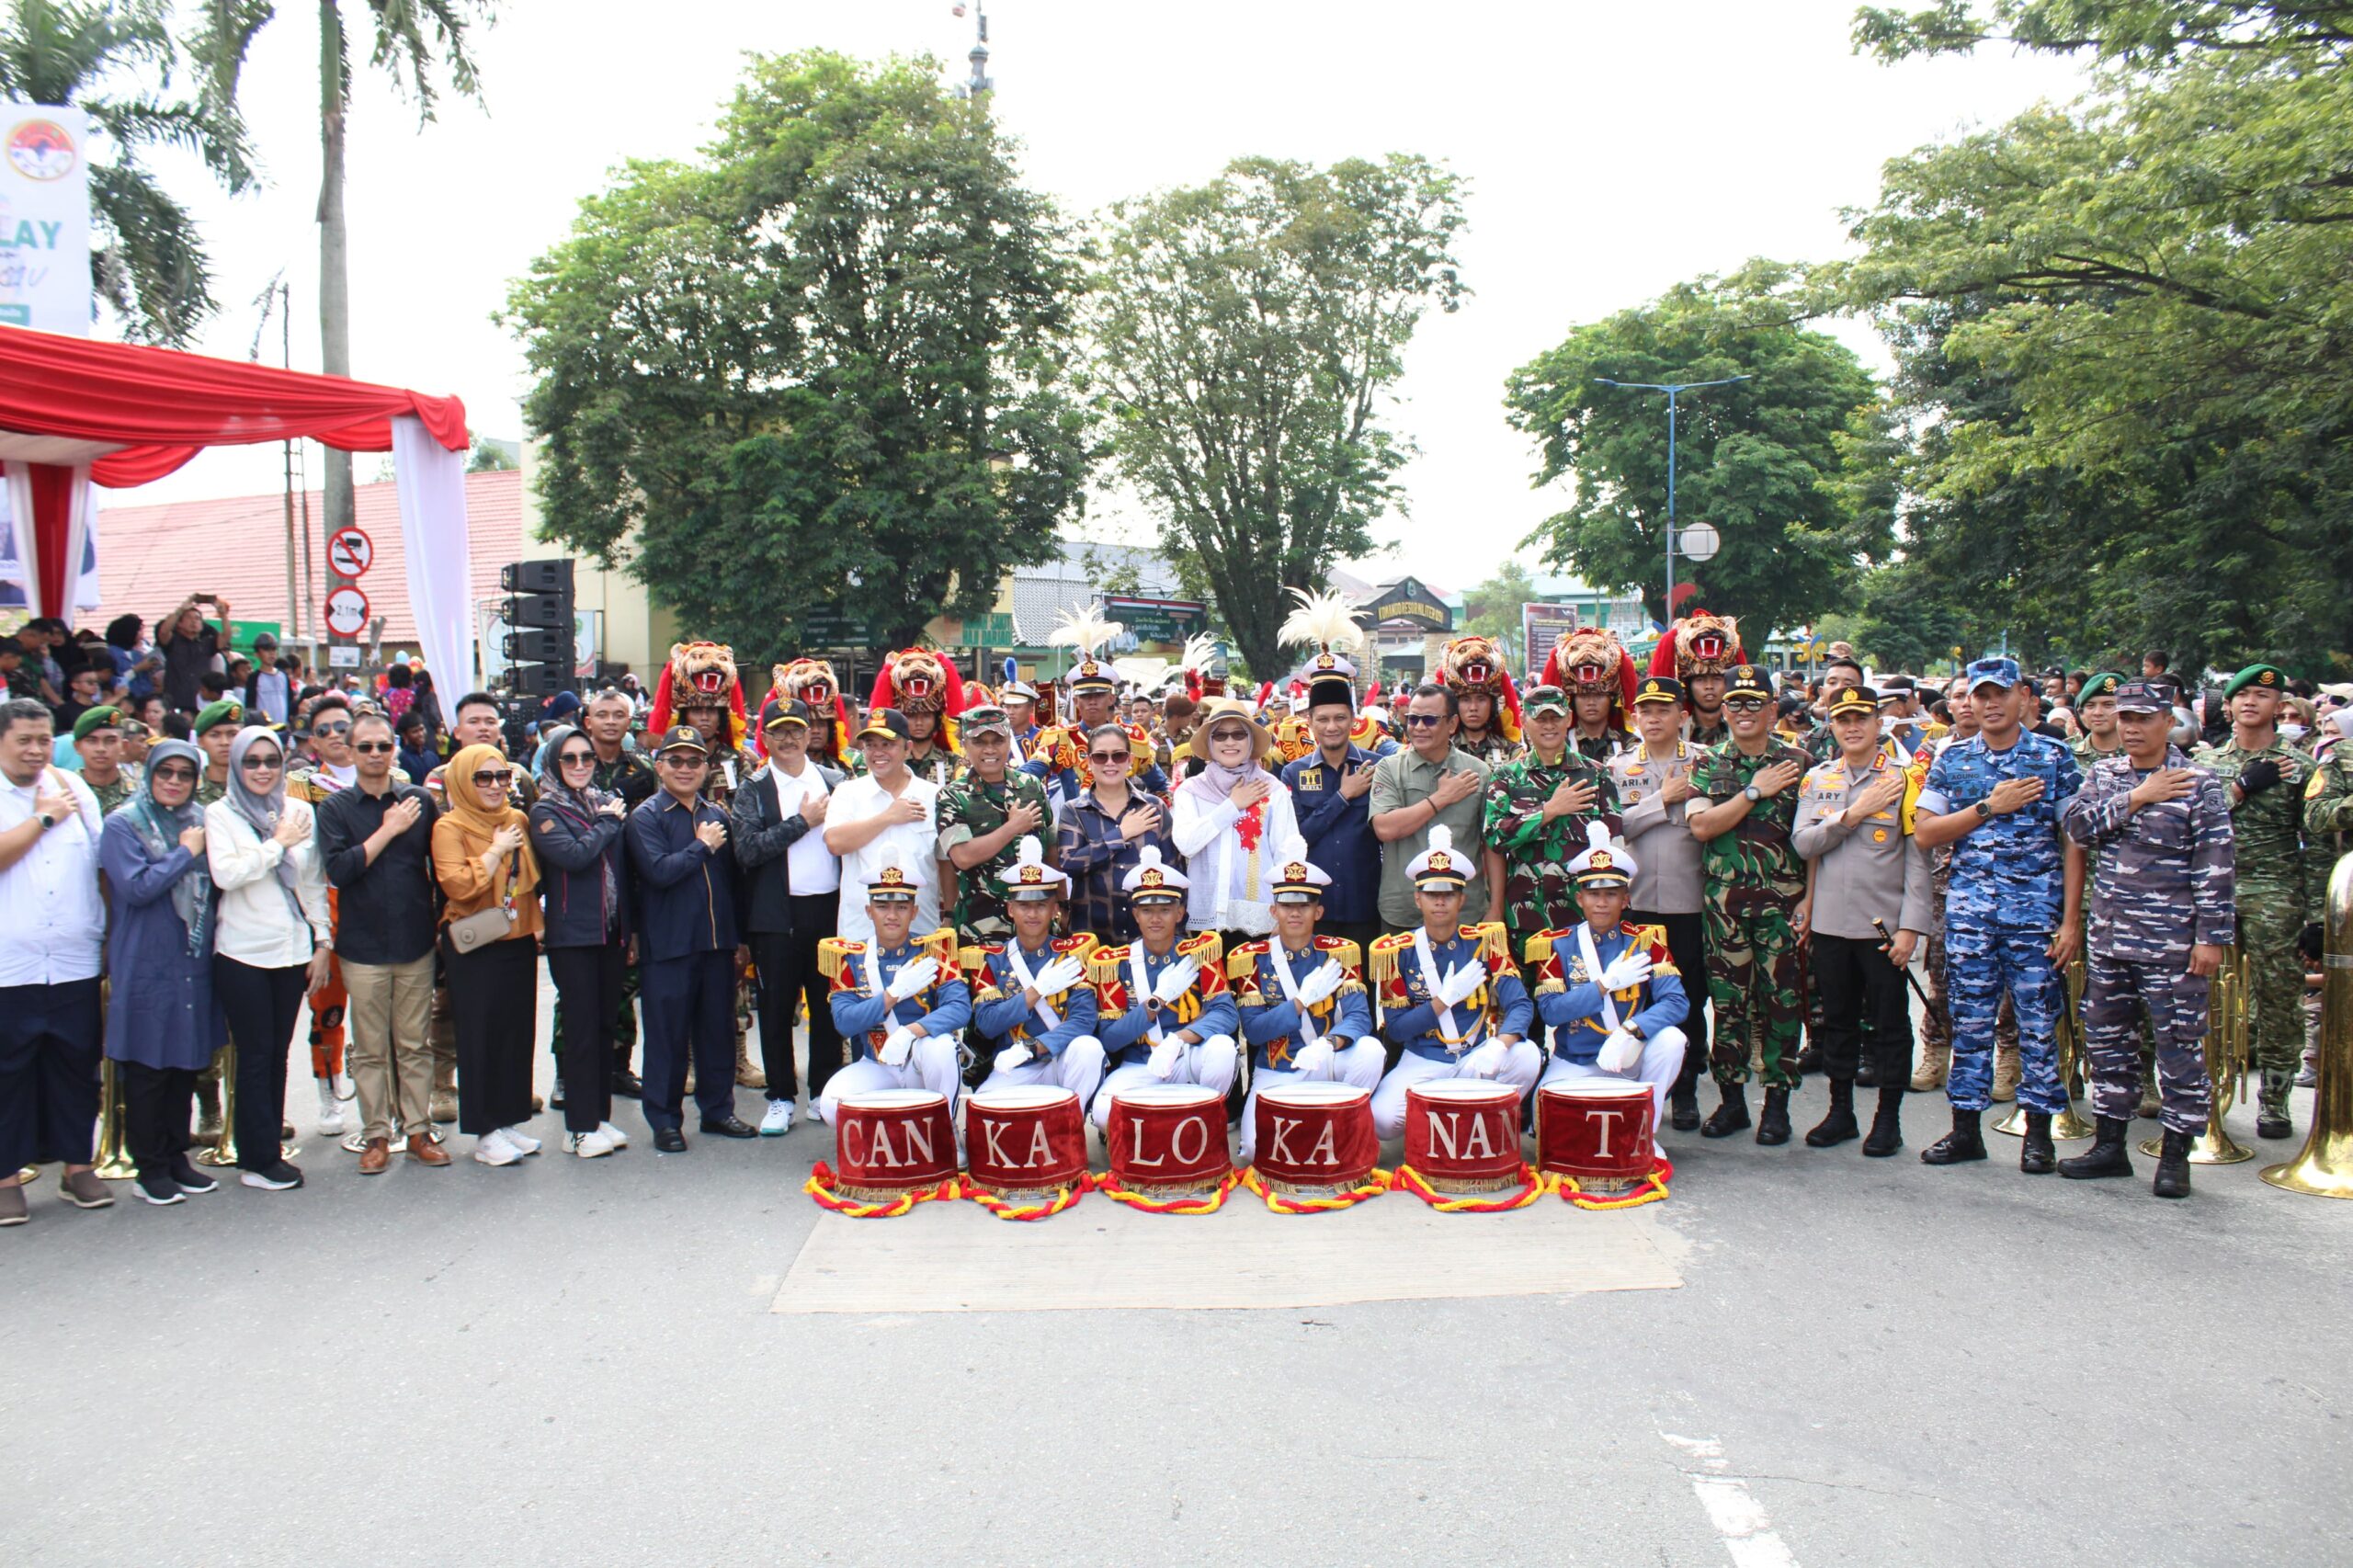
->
<box><xmin>775</xmin><ymin>1196</ymin><xmax>1684</xmax><ymax>1313</ymax></box>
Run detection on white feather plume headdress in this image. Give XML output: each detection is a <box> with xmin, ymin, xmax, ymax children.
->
<box><xmin>1047</xmin><ymin>603</ymin><xmax>1123</xmax><ymax>659</ymax></box>
<box><xmin>1279</xmin><ymin>587</ymin><xmax>1367</xmax><ymax>656</ymax></box>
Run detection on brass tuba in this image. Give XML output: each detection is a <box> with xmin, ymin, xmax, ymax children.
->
<box><xmin>2263</xmin><ymin>852</ymin><xmax>2353</xmax><ymax>1197</ymax></box>
<box><xmin>2144</xmin><ymin>945</ymin><xmax>2253</xmax><ymax>1164</ymax></box>
<box><xmin>91</xmin><ymin>1059</ymin><xmax>138</xmax><ymax>1180</ymax></box>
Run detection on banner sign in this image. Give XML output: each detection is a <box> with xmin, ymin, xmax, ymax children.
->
<box><xmin>0</xmin><ymin>105</ymin><xmax>92</xmax><ymax>335</ymax></box>
<box><xmin>1358</xmin><ymin>576</ymin><xmax>1452</xmax><ymax>633</ymax></box>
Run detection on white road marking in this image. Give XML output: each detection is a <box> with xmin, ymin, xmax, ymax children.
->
<box><xmin>1662</xmin><ymin>1432</ymin><xmax>1800</xmax><ymax>1568</ymax></box>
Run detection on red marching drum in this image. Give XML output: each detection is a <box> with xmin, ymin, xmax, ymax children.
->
<box><xmin>1537</xmin><ymin>1081</ymin><xmax>1657</xmax><ymax>1195</ymax></box>
<box><xmin>831</xmin><ymin>1089</ymin><xmax>958</xmax><ymax>1201</ymax></box>
<box><xmin>1251</xmin><ymin>1081</ymin><xmax>1378</xmax><ymax>1199</ymax></box>
<box><xmin>1404</xmin><ymin>1079</ymin><xmax>1525</xmax><ymax>1193</ymax></box>
<box><xmin>1106</xmin><ymin>1085</ymin><xmax>1231</xmax><ymax>1194</ymax></box>
<box><xmin>964</xmin><ymin>1085</ymin><xmax>1088</xmax><ymax>1202</ymax></box>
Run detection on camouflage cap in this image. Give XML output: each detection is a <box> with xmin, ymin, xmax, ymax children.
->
<box><xmin>2112</xmin><ymin>680</ymin><xmax>2171</xmax><ymax>715</ymax></box>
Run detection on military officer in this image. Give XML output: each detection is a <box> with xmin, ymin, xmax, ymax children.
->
<box><xmin>1482</xmin><ymin>684</ymin><xmax>1620</xmax><ymax>967</ymax></box>
<box><xmin>1085</xmin><ymin>847</ymin><xmax>1240</xmax><ymax>1129</ymax></box>
<box><xmin>2194</xmin><ymin>663</ymin><xmax>2321</xmax><ymax>1140</ymax></box>
<box><xmin>1612</xmin><ymin>675</ymin><xmax>1711</xmax><ymax>1130</ymax></box>
<box><xmin>1229</xmin><ymin>858</ymin><xmax>1385</xmax><ymax>1163</ymax></box>
<box><xmin>2071</xmin><ymin>672</ymin><xmax>2126</xmax><ymax>767</ymax></box>
<box><xmin>1367</xmin><ymin>827</ymin><xmax>1538</xmax><ymax>1139</ymax></box>
<box><xmin>814</xmin><ymin>851</ymin><xmax>972</xmax><ymax>1127</ymax></box>
<box><xmin>966</xmin><ymin>839</ymin><xmax>1107</xmax><ymax>1106</ymax></box>
<box><xmin>1527</xmin><ymin>824</ymin><xmax>1689</xmax><ymax>1134</ymax></box>
<box><xmin>936</xmin><ymin>704</ymin><xmax>1053</xmax><ymax>946</ymax></box>
<box><xmin>2059</xmin><ymin>681</ymin><xmax>2235</xmax><ymax>1198</ymax></box>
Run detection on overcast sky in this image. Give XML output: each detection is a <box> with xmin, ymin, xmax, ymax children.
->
<box><xmin>120</xmin><ymin>0</ymin><xmax>2086</xmax><ymax>594</ymax></box>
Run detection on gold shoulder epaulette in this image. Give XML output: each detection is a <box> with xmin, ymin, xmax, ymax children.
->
<box><xmin>1627</xmin><ymin>922</ymin><xmax>1666</xmax><ymax>948</ymax></box>
<box><xmin>1464</xmin><ymin>922</ymin><xmax>1510</xmax><ymax>969</ymax></box>
<box><xmin>1525</xmin><ymin>928</ymin><xmax>1573</xmax><ymax>965</ymax></box>
<box><xmin>817</xmin><ymin>937</ymin><xmax>862</xmax><ymax>983</ymax></box>
<box><xmin>1227</xmin><ymin>938</ymin><xmax>1270</xmax><ymax>982</ymax></box>
<box><xmin>1055</xmin><ymin>932</ymin><xmax>1099</xmax><ymax>961</ymax></box>
<box><xmin>959</xmin><ymin>943</ymin><xmax>996</xmax><ymax>978</ymax></box>
<box><xmin>1088</xmin><ymin>945</ymin><xmax>1130</xmax><ymax>984</ymax></box>
<box><xmin>919</xmin><ymin>929</ymin><xmax>959</xmax><ymax>967</ymax></box>
<box><xmin>1313</xmin><ymin>934</ymin><xmax>1363</xmax><ymax>973</ymax></box>
<box><xmin>1177</xmin><ymin>930</ymin><xmax>1223</xmax><ymax>968</ymax></box>
<box><xmin>1369</xmin><ymin>931</ymin><xmax>1413</xmax><ymax>985</ymax></box>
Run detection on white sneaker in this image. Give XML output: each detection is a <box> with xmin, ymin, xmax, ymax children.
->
<box><xmin>568</xmin><ymin>1129</ymin><xmax>617</xmax><ymax>1159</ymax></box>
<box><xmin>806</xmin><ymin>1098</ymin><xmax>826</xmax><ymax>1127</ymax></box>
<box><xmin>500</xmin><ymin>1124</ymin><xmax>542</xmax><ymax>1156</ymax></box>
<box><xmin>315</xmin><ymin>1079</ymin><xmax>347</xmax><ymax>1137</ymax></box>
<box><xmin>597</xmin><ymin>1120</ymin><xmax>631</xmax><ymax>1150</ymax></box>
<box><xmin>473</xmin><ymin>1131</ymin><xmax>522</xmax><ymax>1166</ymax></box>
<box><xmin>760</xmin><ymin>1100</ymin><xmax>794</xmax><ymax>1136</ymax></box>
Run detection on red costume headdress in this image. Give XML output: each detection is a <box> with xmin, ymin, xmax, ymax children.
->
<box><xmin>1541</xmin><ymin>626</ymin><xmax>1639</xmax><ymax>730</ymax></box>
<box><xmin>868</xmin><ymin>646</ymin><xmax>969</xmax><ymax>750</ymax></box>
<box><xmin>649</xmin><ymin>641</ymin><xmax>746</xmax><ymax>753</ymax></box>
<box><xmin>1647</xmin><ymin>610</ymin><xmax>1746</xmax><ymax>683</ymax></box>
<box><xmin>1437</xmin><ymin>634</ymin><xmax>1524</xmax><ymax>744</ymax></box>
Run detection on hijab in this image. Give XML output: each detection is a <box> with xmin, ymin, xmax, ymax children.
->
<box><xmin>128</xmin><ymin>739</ymin><xmax>213</xmax><ymax>954</ymax></box>
<box><xmin>226</xmin><ymin>725</ymin><xmax>303</xmax><ymax>910</ymax></box>
<box><xmin>443</xmin><ymin>742</ymin><xmax>541</xmax><ymax>903</ymax></box>
<box><xmin>535</xmin><ymin>724</ymin><xmax>618</xmax><ymax>934</ymax></box>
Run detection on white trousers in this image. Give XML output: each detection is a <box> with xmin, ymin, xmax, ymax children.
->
<box><xmin>982</xmin><ymin>1033</ymin><xmax>1108</xmax><ymax>1112</ymax></box>
<box><xmin>1237</xmin><ymin>1036</ymin><xmax>1385</xmax><ymax>1164</ymax></box>
<box><xmin>1371</xmin><ymin>1040</ymin><xmax>1542</xmax><ymax>1140</ymax></box>
<box><xmin>813</xmin><ymin>1035</ymin><xmax>962</xmax><ymax>1128</ymax></box>
<box><xmin>1540</xmin><ymin>1025</ymin><xmax>1687</xmax><ymax>1138</ymax></box>
<box><xmin>1089</xmin><ymin>1034</ymin><xmax>1240</xmax><ymax>1130</ymax></box>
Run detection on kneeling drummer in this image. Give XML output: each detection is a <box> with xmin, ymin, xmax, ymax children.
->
<box><xmin>815</xmin><ymin>847</ymin><xmax>971</xmax><ymax>1128</ymax></box>
<box><xmin>1528</xmin><ymin>823</ymin><xmax>1688</xmax><ymax>1132</ymax></box>
<box><xmin>1086</xmin><ymin>846</ymin><xmax>1239</xmax><ymax>1129</ymax></box>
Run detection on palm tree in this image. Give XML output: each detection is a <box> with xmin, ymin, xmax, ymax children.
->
<box><xmin>186</xmin><ymin>0</ymin><xmax>493</xmax><ymax>555</ymax></box>
<box><xmin>0</xmin><ymin>0</ymin><xmax>257</xmax><ymax>345</ymax></box>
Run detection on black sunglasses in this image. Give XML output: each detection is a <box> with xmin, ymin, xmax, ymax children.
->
<box><xmin>1724</xmin><ymin>698</ymin><xmax>1768</xmax><ymax>713</ymax></box>
<box><xmin>238</xmin><ymin>753</ymin><xmax>282</xmax><ymax>771</ymax></box>
<box><xmin>312</xmin><ymin>721</ymin><xmax>350</xmax><ymax>736</ymax></box>
<box><xmin>472</xmin><ymin>768</ymin><xmax>515</xmax><ymax>786</ymax></box>
<box><xmin>352</xmin><ymin>741</ymin><xmax>396</xmax><ymax>755</ymax></box>
<box><xmin>1087</xmin><ymin>750</ymin><xmax>1129</xmax><ymax>764</ymax></box>
<box><xmin>558</xmin><ymin>749</ymin><xmax>596</xmax><ymax>766</ymax></box>
<box><xmin>151</xmin><ymin>765</ymin><xmax>198</xmax><ymax>783</ymax></box>
<box><xmin>1403</xmin><ymin>713</ymin><xmax>1445</xmax><ymax>728</ymax></box>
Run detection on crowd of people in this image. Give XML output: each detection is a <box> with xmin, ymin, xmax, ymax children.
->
<box><xmin>4</xmin><ymin>593</ymin><xmax>2347</xmax><ymax>1225</ymax></box>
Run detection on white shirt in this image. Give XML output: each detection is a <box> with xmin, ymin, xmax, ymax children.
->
<box><xmin>251</xmin><ymin>668</ymin><xmax>291</xmax><ymax>725</ymax></box>
<box><xmin>830</xmin><ymin>772</ymin><xmax>941</xmax><ymax>942</ymax></box>
<box><xmin>205</xmin><ymin>798</ymin><xmax>334</xmax><ymax>969</ymax></box>
<box><xmin>0</xmin><ymin>767</ymin><xmax>105</xmax><ymax>985</ymax></box>
<box><xmin>1170</xmin><ymin>778</ymin><xmax>1305</xmax><ymax>937</ymax></box>
<box><xmin>772</xmin><ymin>760</ymin><xmax>841</xmax><ymax>895</ymax></box>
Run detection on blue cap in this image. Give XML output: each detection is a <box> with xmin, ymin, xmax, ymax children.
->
<box><xmin>1965</xmin><ymin>656</ymin><xmax>2022</xmax><ymax>692</ymax></box>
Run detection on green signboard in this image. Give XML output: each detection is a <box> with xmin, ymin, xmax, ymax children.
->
<box><xmin>1105</xmin><ymin>595</ymin><xmax>1208</xmax><ymax>644</ymax></box>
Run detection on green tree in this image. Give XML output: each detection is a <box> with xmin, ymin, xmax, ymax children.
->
<box><xmin>1828</xmin><ymin>2</ymin><xmax>2353</xmax><ymax>670</ymax></box>
<box><xmin>1089</xmin><ymin>153</ymin><xmax>1468</xmax><ymax>678</ymax></box>
<box><xmin>503</xmin><ymin>51</ymin><xmax>1090</xmax><ymax>655</ymax></box>
<box><xmin>0</xmin><ymin>0</ymin><xmax>257</xmax><ymax>344</ymax></box>
<box><xmin>1461</xmin><ymin>561</ymin><xmax>1536</xmax><ymax>674</ymax></box>
<box><xmin>1505</xmin><ymin>269</ymin><xmax>1893</xmax><ymax>637</ymax></box>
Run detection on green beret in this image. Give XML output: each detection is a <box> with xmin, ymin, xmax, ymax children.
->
<box><xmin>2078</xmin><ymin>672</ymin><xmax>2123</xmax><ymax>701</ymax></box>
<box><xmin>2223</xmin><ymin>664</ymin><xmax>2287</xmax><ymax>699</ymax></box>
<box><xmin>194</xmin><ymin>699</ymin><xmax>244</xmax><ymax>735</ymax></box>
<box><xmin>71</xmin><ymin>706</ymin><xmax>121</xmax><ymax>742</ymax></box>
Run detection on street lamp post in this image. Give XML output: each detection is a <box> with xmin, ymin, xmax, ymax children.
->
<box><xmin>1596</xmin><ymin>375</ymin><xmax>1750</xmax><ymax>620</ymax></box>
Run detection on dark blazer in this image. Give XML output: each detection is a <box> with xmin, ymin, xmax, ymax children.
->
<box><xmin>529</xmin><ymin>793</ymin><xmax>631</xmax><ymax>949</ymax></box>
<box><xmin>627</xmin><ymin>790</ymin><xmax>740</xmax><ymax>961</ymax></box>
<box><xmin>729</xmin><ymin>758</ymin><xmax>847</xmax><ymax>935</ymax></box>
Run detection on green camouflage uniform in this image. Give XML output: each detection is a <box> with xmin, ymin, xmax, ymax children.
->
<box><xmin>937</xmin><ymin>769</ymin><xmax>1053</xmax><ymax>943</ymax></box>
<box><xmin>2308</xmin><ymin>750</ymin><xmax>2353</xmax><ymax>861</ymax></box>
<box><xmin>2195</xmin><ymin>733</ymin><xmax>2322</xmax><ymax>1115</ymax></box>
<box><xmin>1481</xmin><ymin>749</ymin><xmax>1620</xmax><ymax>958</ymax></box>
<box><xmin>1691</xmin><ymin>740</ymin><xmax>1813</xmax><ymax>1089</ymax></box>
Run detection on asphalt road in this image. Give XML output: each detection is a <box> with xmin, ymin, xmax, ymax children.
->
<box><xmin>6</xmin><ymin>1004</ymin><xmax>2347</xmax><ymax>1568</ymax></box>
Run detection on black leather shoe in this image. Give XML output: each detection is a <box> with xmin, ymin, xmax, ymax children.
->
<box><xmin>1861</xmin><ymin>1084</ymin><xmax>1904</xmax><ymax>1157</ymax></box>
<box><xmin>1668</xmin><ymin>1082</ymin><xmax>1700</xmax><ymax>1133</ymax></box>
<box><xmin>609</xmin><ymin>1068</ymin><xmax>643</xmax><ymax>1100</ymax></box>
<box><xmin>1805</xmin><ymin>1080</ymin><xmax>1859</xmax><ymax>1148</ymax></box>
<box><xmin>2257</xmin><ymin>1109</ymin><xmax>2292</xmax><ymax>1141</ymax></box>
<box><xmin>700</xmin><ymin>1115</ymin><xmax>758</xmax><ymax>1139</ymax></box>
<box><xmin>2059</xmin><ymin>1115</ymin><xmax>2134</xmax><ymax>1179</ymax></box>
<box><xmin>653</xmin><ymin>1128</ymin><xmax>688</xmax><ymax>1153</ymax></box>
<box><xmin>1700</xmin><ymin>1084</ymin><xmax>1749</xmax><ymax>1139</ymax></box>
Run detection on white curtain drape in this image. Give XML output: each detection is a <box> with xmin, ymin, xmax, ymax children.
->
<box><xmin>390</xmin><ymin>415</ymin><xmax>473</xmax><ymax>693</ymax></box>
<box><xmin>0</xmin><ymin>460</ymin><xmax>99</xmax><ymax>613</ymax></box>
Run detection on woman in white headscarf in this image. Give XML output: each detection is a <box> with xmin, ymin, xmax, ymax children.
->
<box><xmin>205</xmin><ymin>726</ymin><xmax>333</xmax><ymax>1192</ymax></box>
<box><xmin>1170</xmin><ymin>698</ymin><xmax>1304</xmax><ymax>940</ymax></box>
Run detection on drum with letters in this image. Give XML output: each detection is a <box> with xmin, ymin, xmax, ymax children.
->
<box><xmin>833</xmin><ymin>1089</ymin><xmax>957</xmax><ymax>1201</ymax></box>
<box><xmin>1107</xmin><ymin>1085</ymin><xmax>1231</xmax><ymax>1194</ymax></box>
<box><xmin>1536</xmin><ymin>1081</ymin><xmax>1657</xmax><ymax>1195</ymax></box>
<box><xmin>965</xmin><ymin>1085</ymin><xmax>1088</xmax><ymax>1202</ymax></box>
<box><xmin>1252</xmin><ymin>1081</ymin><xmax>1377</xmax><ymax>1199</ymax></box>
<box><xmin>1404</xmin><ymin>1079</ymin><xmax>1525</xmax><ymax>1193</ymax></box>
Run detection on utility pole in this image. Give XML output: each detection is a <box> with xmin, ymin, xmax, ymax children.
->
<box><xmin>1596</xmin><ymin>375</ymin><xmax>1749</xmax><ymax>621</ymax></box>
<box><xmin>955</xmin><ymin>2</ymin><xmax>995</xmax><ymax>98</ymax></box>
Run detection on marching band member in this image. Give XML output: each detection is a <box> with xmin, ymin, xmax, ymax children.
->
<box><xmin>815</xmin><ymin>848</ymin><xmax>972</xmax><ymax>1128</ymax></box>
<box><xmin>1230</xmin><ymin>858</ymin><xmax>1383</xmax><ymax>1163</ymax></box>
<box><xmin>1084</xmin><ymin>847</ymin><xmax>1239</xmax><ymax>1130</ymax></box>
<box><xmin>1368</xmin><ymin>826</ymin><xmax>1537</xmax><ymax>1138</ymax></box>
<box><xmin>1527</xmin><ymin>824</ymin><xmax>1688</xmax><ymax>1134</ymax></box>
<box><xmin>966</xmin><ymin>838</ymin><xmax>1106</xmax><ymax>1107</ymax></box>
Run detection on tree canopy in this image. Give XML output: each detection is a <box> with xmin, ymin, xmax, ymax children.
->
<box><xmin>503</xmin><ymin>51</ymin><xmax>1090</xmax><ymax>656</ymax></box>
<box><xmin>1088</xmin><ymin>154</ymin><xmax>1467</xmax><ymax>678</ymax></box>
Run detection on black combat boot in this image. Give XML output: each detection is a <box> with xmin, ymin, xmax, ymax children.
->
<box><xmin>1805</xmin><ymin>1079</ymin><xmax>1859</xmax><ymax>1148</ymax></box>
<box><xmin>1920</xmin><ymin>1108</ymin><xmax>1987</xmax><ymax>1165</ymax></box>
<box><xmin>1700</xmin><ymin>1082</ymin><xmax>1749</xmax><ymax>1138</ymax></box>
<box><xmin>1756</xmin><ymin>1086</ymin><xmax>1793</xmax><ymax>1146</ymax></box>
<box><xmin>2256</xmin><ymin>1105</ymin><xmax>2293</xmax><ymax>1141</ymax></box>
<box><xmin>1794</xmin><ymin>1041</ymin><xmax>1824</xmax><ymax>1075</ymax></box>
<box><xmin>2018</xmin><ymin>1110</ymin><xmax>2056</xmax><ymax>1174</ymax></box>
<box><xmin>1667</xmin><ymin>1079</ymin><xmax>1700</xmax><ymax>1132</ymax></box>
<box><xmin>1861</xmin><ymin>1082</ymin><xmax>1904</xmax><ymax>1156</ymax></box>
<box><xmin>1855</xmin><ymin>1053</ymin><xmax>1880</xmax><ymax>1088</ymax></box>
<box><xmin>2058</xmin><ymin>1115</ymin><xmax>2134</xmax><ymax>1179</ymax></box>
<box><xmin>2152</xmin><ymin>1128</ymin><xmax>2194</xmax><ymax>1199</ymax></box>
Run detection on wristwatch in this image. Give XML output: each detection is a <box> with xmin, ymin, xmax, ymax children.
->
<box><xmin>35</xmin><ymin>810</ymin><xmax>56</xmax><ymax>832</ymax></box>
<box><xmin>1742</xmin><ymin>785</ymin><xmax>1761</xmax><ymax>803</ymax></box>
<box><xmin>1974</xmin><ymin>799</ymin><xmax>1994</xmax><ymax>821</ymax></box>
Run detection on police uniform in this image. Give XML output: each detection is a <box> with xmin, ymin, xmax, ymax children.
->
<box><xmin>1612</xmin><ymin>676</ymin><xmax>1711</xmax><ymax>1125</ymax></box>
<box><xmin>1084</xmin><ymin>848</ymin><xmax>1240</xmax><ymax>1129</ymax></box>
<box><xmin>1366</xmin><ymin>828</ymin><xmax>1539</xmax><ymax>1139</ymax></box>
<box><xmin>814</xmin><ymin>856</ymin><xmax>972</xmax><ymax>1126</ymax></box>
<box><xmin>2060</xmin><ymin>683</ymin><xmax>2235</xmax><ymax>1195</ymax></box>
<box><xmin>965</xmin><ymin>841</ymin><xmax>1108</xmax><ymax>1106</ymax></box>
<box><xmin>1526</xmin><ymin>825</ymin><xmax>1688</xmax><ymax>1136</ymax></box>
<box><xmin>1228</xmin><ymin>859</ymin><xmax>1385</xmax><ymax>1162</ymax></box>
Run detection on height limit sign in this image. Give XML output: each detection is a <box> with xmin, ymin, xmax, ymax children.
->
<box><xmin>324</xmin><ymin>585</ymin><xmax>369</xmax><ymax>639</ymax></box>
<box><xmin>326</xmin><ymin>525</ymin><xmax>374</xmax><ymax>578</ymax></box>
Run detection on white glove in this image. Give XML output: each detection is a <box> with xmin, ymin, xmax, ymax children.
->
<box><xmin>1461</xmin><ymin>1040</ymin><xmax>1506</xmax><ymax>1078</ymax></box>
<box><xmin>1597</xmin><ymin>1029</ymin><xmax>1642</xmax><ymax>1075</ymax></box>
<box><xmin>1435</xmin><ymin>960</ymin><xmax>1488</xmax><ymax>1008</ymax></box>
<box><xmin>1152</xmin><ymin>956</ymin><xmax>1200</xmax><ymax>1005</ymax></box>
<box><xmin>1030</xmin><ymin>955</ymin><xmax>1085</xmax><ymax>997</ymax></box>
<box><xmin>995</xmin><ymin>1043</ymin><xmax>1032</xmax><ymax>1074</ymax></box>
<box><xmin>1289</xmin><ymin>1037</ymin><xmax>1335</xmax><ymax>1078</ymax></box>
<box><xmin>884</xmin><ymin>956</ymin><xmax>939</xmax><ymax>1002</ymax></box>
<box><xmin>1293</xmin><ymin>959</ymin><xmax>1345</xmax><ymax>1009</ymax></box>
<box><xmin>1597</xmin><ymin>951</ymin><xmax>1652</xmax><ymax>993</ymax></box>
<box><xmin>1146</xmin><ymin>1038</ymin><xmax>1185</xmax><ymax>1080</ymax></box>
<box><xmin>880</xmin><ymin>1027</ymin><xmax>915</xmax><ymax>1067</ymax></box>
